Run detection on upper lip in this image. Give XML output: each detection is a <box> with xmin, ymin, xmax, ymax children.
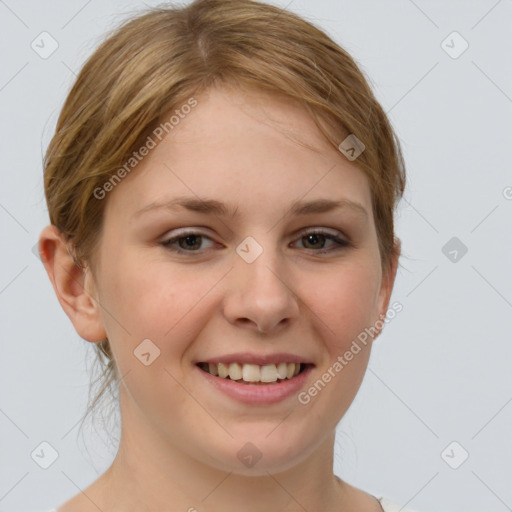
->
<box><xmin>195</xmin><ymin>352</ymin><xmax>314</xmax><ymax>366</ymax></box>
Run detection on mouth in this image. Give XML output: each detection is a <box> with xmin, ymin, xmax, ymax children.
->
<box><xmin>196</xmin><ymin>361</ymin><xmax>312</xmax><ymax>385</ymax></box>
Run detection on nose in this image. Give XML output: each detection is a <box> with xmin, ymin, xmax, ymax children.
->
<box><xmin>222</xmin><ymin>242</ymin><xmax>300</xmax><ymax>335</ymax></box>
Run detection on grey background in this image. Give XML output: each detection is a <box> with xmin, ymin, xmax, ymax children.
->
<box><xmin>1</xmin><ymin>1</ymin><xmax>511</xmax><ymax>511</ymax></box>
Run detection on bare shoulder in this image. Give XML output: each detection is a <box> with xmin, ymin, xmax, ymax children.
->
<box><xmin>341</xmin><ymin>480</ymin><xmax>388</xmax><ymax>511</ymax></box>
<box><xmin>53</xmin><ymin>486</ymin><xmax>104</xmax><ymax>512</ymax></box>
<box><xmin>378</xmin><ymin>497</ymin><xmax>425</xmax><ymax>512</ymax></box>
<box><xmin>54</xmin><ymin>470</ymin><xmax>114</xmax><ymax>512</ymax></box>
<box><xmin>53</xmin><ymin>496</ymin><xmax>87</xmax><ymax>512</ymax></box>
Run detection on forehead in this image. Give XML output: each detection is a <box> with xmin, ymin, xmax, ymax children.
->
<box><xmin>166</xmin><ymin>83</ymin><xmax>342</xmax><ymax>155</ymax></box>
<box><xmin>104</xmin><ymin>84</ymin><xmax>373</xmax><ymax>222</ymax></box>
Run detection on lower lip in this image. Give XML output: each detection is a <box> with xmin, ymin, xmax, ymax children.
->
<box><xmin>195</xmin><ymin>365</ymin><xmax>314</xmax><ymax>405</ymax></box>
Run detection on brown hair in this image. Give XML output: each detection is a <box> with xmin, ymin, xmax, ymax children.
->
<box><xmin>43</xmin><ymin>0</ymin><xmax>406</xmax><ymax>435</ymax></box>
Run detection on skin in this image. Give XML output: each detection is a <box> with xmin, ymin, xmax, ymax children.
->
<box><xmin>40</xmin><ymin>83</ymin><xmax>399</xmax><ymax>512</ymax></box>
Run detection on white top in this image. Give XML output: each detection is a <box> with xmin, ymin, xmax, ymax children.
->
<box><xmin>42</xmin><ymin>499</ymin><xmax>422</xmax><ymax>512</ymax></box>
<box><xmin>378</xmin><ymin>497</ymin><xmax>422</xmax><ymax>511</ymax></box>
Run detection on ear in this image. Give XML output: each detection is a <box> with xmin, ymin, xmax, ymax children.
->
<box><xmin>374</xmin><ymin>237</ymin><xmax>401</xmax><ymax>336</ymax></box>
<box><xmin>38</xmin><ymin>225</ymin><xmax>106</xmax><ymax>343</ymax></box>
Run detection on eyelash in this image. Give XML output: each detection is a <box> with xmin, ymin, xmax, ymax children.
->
<box><xmin>160</xmin><ymin>229</ymin><xmax>350</xmax><ymax>256</ymax></box>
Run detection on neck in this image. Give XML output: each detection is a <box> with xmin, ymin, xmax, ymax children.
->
<box><xmin>90</xmin><ymin>402</ymin><xmax>349</xmax><ymax>512</ymax></box>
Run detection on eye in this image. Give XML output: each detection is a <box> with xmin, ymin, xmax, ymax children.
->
<box><xmin>160</xmin><ymin>228</ymin><xmax>350</xmax><ymax>256</ymax></box>
<box><xmin>160</xmin><ymin>231</ymin><xmax>216</xmax><ymax>254</ymax></box>
<box><xmin>291</xmin><ymin>229</ymin><xmax>350</xmax><ymax>254</ymax></box>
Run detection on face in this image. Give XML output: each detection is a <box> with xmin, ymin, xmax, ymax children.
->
<box><xmin>87</xmin><ymin>84</ymin><xmax>395</xmax><ymax>475</ymax></box>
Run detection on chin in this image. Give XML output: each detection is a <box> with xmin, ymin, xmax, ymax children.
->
<box><xmin>198</xmin><ymin>434</ymin><xmax>316</xmax><ymax>477</ymax></box>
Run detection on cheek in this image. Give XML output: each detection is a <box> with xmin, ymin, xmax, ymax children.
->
<box><xmin>297</xmin><ymin>263</ymin><xmax>380</xmax><ymax>423</ymax></box>
<box><xmin>98</xmin><ymin>246</ymin><xmax>381</xmax><ymax>367</ymax></box>
<box><xmin>98</xmin><ymin>255</ymin><xmax>220</xmax><ymax>363</ymax></box>
<box><xmin>96</xmin><ymin>260</ymin><xmax>207</xmax><ymax>406</ymax></box>
<box><xmin>306</xmin><ymin>259</ymin><xmax>381</xmax><ymax>353</ymax></box>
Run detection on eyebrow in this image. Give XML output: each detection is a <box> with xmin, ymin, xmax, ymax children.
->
<box><xmin>133</xmin><ymin>196</ymin><xmax>368</xmax><ymax>219</ymax></box>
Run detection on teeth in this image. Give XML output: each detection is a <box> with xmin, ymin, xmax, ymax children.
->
<box><xmin>202</xmin><ymin>362</ymin><xmax>304</xmax><ymax>383</ymax></box>
<box><xmin>228</xmin><ymin>362</ymin><xmax>242</xmax><ymax>380</ymax></box>
<box><xmin>218</xmin><ymin>362</ymin><xmax>229</xmax><ymax>378</ymax></box>
<box><xmin>242</xmin><ymin>364</ymin><xmax>260</xmax><ymax>382</ymax></box>
<box><xmin>260</xmin><ymin>364</ymin><xmax>278</xmax><ymax>383</ymax></box>
<box><xmin>276</xmin><ymin>362</ymin><xmax>288</xmax><ymax>379</ymax></box>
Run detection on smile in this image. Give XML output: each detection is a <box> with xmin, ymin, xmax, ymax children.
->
<box><xmin>197</xmin><ymin>361</ymin><xmax>308</xmax><ymax>384</ymax></box>
<box><xmin>195</xmin><ymin>360</ymin><xmax>314</xmax><ymax>405</ymax></box>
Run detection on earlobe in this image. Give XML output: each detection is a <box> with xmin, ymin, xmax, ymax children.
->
<box><xmin>38</xmin><ymin>225</ymin><xmax>106</xmax><ymax>343</ymax></box>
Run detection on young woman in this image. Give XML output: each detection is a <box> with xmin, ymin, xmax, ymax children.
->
<box><xmin>38</xmin><ymin>1</ymin><xmax>418</xmax><ymax>510</ymax></box>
